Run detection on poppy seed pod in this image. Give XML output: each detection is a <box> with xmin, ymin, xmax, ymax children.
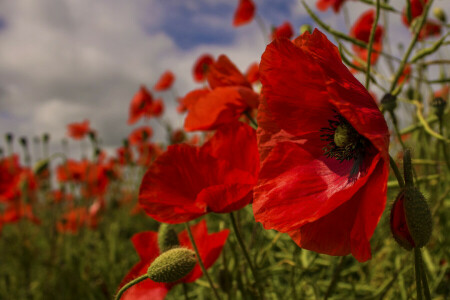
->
<box><xmin>433</xmin><ymin>7</ymin><xmax>446</xmax><ymax>23</ymax></box>
<box><xmin>431</xmin><ymin>97</ymin><xmax>447</xmax><ymax>119</ymax></box>
<box><xmin>381</xmin><ymin>93</ymin><xmax>397</xmax><ymax>112</ymax></box>
<box><xmin>147</xmin><ymin>248</ymin><xmax>196</xmax><ymax>283</ymax></box>
<box><xmin>158</xmin><ymin>223</ymin><xmax>180</xmax><ymax>253</ymax></box>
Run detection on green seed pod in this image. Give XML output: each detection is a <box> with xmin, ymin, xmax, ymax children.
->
<box><xmin>299</xmin><ymin>24</ymin><xmax>312</xmax><ymax>35</ymax></box>
<box><xmin>147</xmin><ymin>248</ymin><xmax>196</xmax><ymax>283</ymax></box>
<box><xmin>433</xmin><ymin>7</ymin><xmax>446</xmax><ymax>23</ymax></box>
<box><xmin>403</xmin><ymin>187</ymin><xmax>432</xmax><ymax>248</ymax></box>
<box><xmin>158</xmin><ymin>223</ymin><xmax>180</xmax><ymax>253</ymax></box>
<box><xmin>381</xmin><ymin>93</ymin><xmax>397</xmax><ymax>112</ymax></box>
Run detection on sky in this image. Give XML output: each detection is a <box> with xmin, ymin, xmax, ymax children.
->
<box><xmin>0</xmin><ymin>0</ymin><xmax>448</xmax><ymax>162</ymax></box>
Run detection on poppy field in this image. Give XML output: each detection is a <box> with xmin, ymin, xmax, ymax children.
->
<box><xmin>1</xmin><ymin>0</ymin><xmax>450</xmax><ymax>299</ymax></box>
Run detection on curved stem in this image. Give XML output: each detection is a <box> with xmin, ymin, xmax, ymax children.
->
<box><xmin>184</xmin><ymin>222</ymin><xmax>221</xmax><ymax>300</ymax></box>
<box><xmin>229</xmin><ymin>212</ymin><xmax>263</xmax><ymax>299</ymax></box>
<box><xmin>389</xmin><ymin>154</ymin><xmax>405</xmax><ymax>188</ymax></box>
<box><xmin>365</xmin><ymin>0</ymin><xmax>380</xmax><ymax>89</ymax></box>
<box><xmin>115</xmin><ymin>274</ymin><xmax>148</xmax><ymax>300</ymax></box>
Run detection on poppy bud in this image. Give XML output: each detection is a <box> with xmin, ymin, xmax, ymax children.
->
<box><xmin>433</xmin><ymin>7</ymin><xmax>446</xmax><ymax>23</ymax></box>
<box><xmin>33</xmin><ymin>159</ymin><xmax>49</xmax><ymax>176</ymax></box>
<box><xmin>42</xmin><ymin>133</ymin><xmax>50</xmax><ymax>143</ymax></box>
<box><xmin>5</xmin><ymin>133</ymin><xmax>13</xmax><ymax>144</ymax></box>
<box><xmin>88</xmin><ymin>131</ymin><xmax>97</xmax><ymax>142</ymax></box>
<box><xmin>431</xmin><ymin>97</ymin><xmax>447</xmax><ymax>119</ymax></box>
<box><xmin>19</xmin><ymin>137</ymin><xmax>28</xmax><ymax>148</ymax></box>
<box><xmin>381</xmin><ymin>93</ymin><xmax>397</xmax><ymax>112</ymax></box>
<box><xmin>147</xmin><ymin>248</ymin><xmax>196</xmax><ymax>283</ymax></box>
<box><xmin>0</xmin><ymin>147</ymin><xmax>3</xmax><ymax>157</ymax></box>
<box><xmin>299</xmin><ymin>24</ymin><xmax>312</xmax><ymax>35</ymax></box>
<box><xmin>158</xmin><ymin>223</ymin><xmax>180</xmax><ymax>253</ymax></box>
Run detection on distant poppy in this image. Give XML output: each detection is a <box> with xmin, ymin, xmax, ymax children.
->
<box><xmin>67</xmin><ymin>120</ymin><xmax>91</xmax><ymax>140</ymax></box>
<box><xmin>149</xmin><ymin>99</ymin><xmax>164</xmax><ymax>117</ymax></box>
<box><xmin>2</xmin><ymin>203</ymin><xmax>41</xmax><ymax>226</ymax></box>
<box><xmin>129</xmin><ymin>126</ymin><xmax>153</xmax><ymax>145</ymax></box>
<box><xmin>118</xmin><ymin>220</ymin><xmax>229</xmax><ymax>300</ymax></box>
<box><xmin>0</xmin><ymin>155</ymin><xmax>37</xmax><ymax>203</ymax></box>
<box><xmin>154</xmin><ymin>71</ymin><xmax>175</xmax><ymax>91</ymax></box>
<box><xmin>350</xmin><ymin>10</ymin><xmax>383</xmax><ymax>65</ymax></box>
<box><xmin>434</xmin><ymin>85</ymin><xmax>449</xmax><ymax>101</ymax></box>
<box><xmin>245</xmin><ymin>62</ymin><xmax>260</xmax><ymax>84</ymax></box>
<box><xmin>207</xmin><ymin>55</ymin><xmax>252</xmax><ymax>89</ymax></box>
<box><xmin>139</xmin><ymin>122</ymin><xmax>259</xmax><ymax>223</ymax></box>
<box><xmin>193</xmin><ymin>54</ymin><xmax>214</xmax><ymax>82</ymax></box>
<box><xmin>57</xmin><ymin>207</ymin><xmax>98</xmax><ymax>234</ymax></box>
<box><xmin>402</xmin><ymin>0</ymin><xmax>441</xmax><ymax>40</ymax></box>
<box><xmin>316</xmin><ymin>0</ymin><xmax>347</xmax><ymax>13</ymax></box>
<box><xmin>233</xmin><ymin>0</ymin><xmax>255</xmax><ymax>27</ymax></box>
<box><xmin>254</xmin><ymin>29</ymin><xmax>389</xmax><ymax>262</ymax></box>
<box><xmin>56</xmin><ymin>159</ymin><xmax>89</xmax><ymax>183</ymax></box>
<box><xmin>128</xmin><ymin>86</ymin><xmax>153</xmax><ymax>125</ymax></box>
<box><xmin>271</xmin><ymin>22</ymin><xmax>294</xmax><ymax>40</ymax></box>
<box><xmin>398</xmin><ymin>64</ymin><xmax>412</xmax><ymax>85</ymax></box>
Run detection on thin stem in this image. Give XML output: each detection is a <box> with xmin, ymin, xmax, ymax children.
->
<box><xmin>324</xmin><ymin>256</ymin><xmax>346</xmax><ymax>300</ymax></box>
<box><xmin>115</xmin><ymin>274</ymin><xmax>148</xmax><ymax>300</ymax></box>
<box><xmin>438</xmin><ymin>119</ymin><xmax>450</xmax><ymax>172</ymax></box>
<box><xmin>389</xmin><ymin>154</ymin><xmax>405</xmax><ymax>188</ymax></box>
<box><xmin>365</xmin><ymin>0</ymin><xmax>380</xmax><ymax>89</ymax></box>
<box><xmin>420</xmin><ymin>256</ymin><xmax>432</xmax><ymax>300</ymax></box>
<box><xmin>182</xmin><ymin>283</ymin><xmax>189</xmax><ymax>300</ymax></box>
<box><xmin>389</xmin><ymin>110</ymin><xmax>407</xmax><ymax>150</ymax></box>
<box><xmin>229</xmin><ymin>212</ymin><xmax>263</xmax><ymax>299</ymax></box>
<box><xmin>184</xmin><ymin>222</ymin><xmax>221</xmax><ymax>300</ymax></box>
<box><xmin>414</xmin><ymin>248</ymin><xmax>423</xmax><ymax>300</ymax></box>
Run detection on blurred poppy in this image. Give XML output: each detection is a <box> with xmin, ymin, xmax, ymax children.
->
<box><xmin>245</xmin><ymin>62</ymin><xmax>260</xmax><ymax>84</ymax></box>
<box><xmin>139</xmin><ymin>122</ymin><xmax>259</xmax><ymax>223</ymax></box>
<box><xmin>350</xmin><ymin>10</ymin><xmax>383</xmax><ymax>65</ymax></box>
<box><xmin>398</xmin><ymin>64</ymin><xmax>412</xmax><ymax>85</ymax></box>
<box><xmin>154</xmin><ymin>71</ymin><xmax>175</xmax><ymax>91</ymax></box>
<box><xmin>57</xmin><ymin>207</ymin><xmax>98</xmax><ymax>234</ymax></box>
<box><xmin>434</xmin><ymin>85</ymin><xmax>449</xmax><ymax>101</ymax></box>
<box><xmin>2</xmin><ymin>203</ymin><xmax>41</xmax><ymax>226</ymax></box>
<box><xmin>402</xmin><ymin>0</ymin><xmax>441</xmax><ymax>40</ymax></box>
<box><xmin>271</xmin><ymin>22</ymin><xmax>294</xmax><ymax>40</ymax></box>
<box><xmin>316</xmin><ymin>0</ymin><xmax>347</xmax><ymax>13</ymax></box>
<box><xmin>67</xmin><ymin>120</ymin><xmax>91</xmax><ymax>140</ymax></box>
<box><xmin>56</xmin><ymin>159</ymin><xmax>89</xmax><ymax>183</ymax></box>
<box><xmin>207</xmin><ymin>55</ymin><xmax>252</xmax><ymax>89</ymax></box>
<box><xmin>149</xmin><ymin>99</ymin><xmax>164</xmax><ymax>117</ymax></box>
<box><xmin>233</xmin><ymin>0</ymin><xmax>255</xmax><ymax>27</ymax></box>
<box><xmin>118</xmin><ymin>220</ymin><xmax>229</xmax><ymax>300</ymax></box>
<box><xmin>128</xmin><ymin>126</ymin><xmax>153</xmax><ymax>145</ymax></box>
<box><xmin>193</xmin><ymin>54</ymin><xmax>214</xmax><ymax>82</ymax></box>
<box><xmin>0</xmin><ymin>155</ymin><xmax>37</xmax><ymax>203</ymax></box>
<box><xmin>254</xmin><ymin>29</ymin><xmax>389</xmax><ymax>262</ymax></box>
<box><xmin>128</xmin><ymin>86</ymin><xmax>153</xmax><ymax>125</ymax></box>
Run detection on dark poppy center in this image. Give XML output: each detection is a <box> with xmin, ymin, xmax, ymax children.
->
<box><xmin>320</xmin><ymin>113</ymin><xmax>367</xmax><ymax>163</ymax></box>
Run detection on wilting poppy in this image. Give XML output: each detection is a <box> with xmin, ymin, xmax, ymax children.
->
<box><xmin>193</xmin><ymin>54</ymin><xmax>214</xmax><ymax>82</ymax></box>
<box><xmin>118</xmin><ymin>220</ymin><xmax>229</xmax><ymax>300</ymax></box>
<box><xmin>253</xmin><ymin>29</ymin><xmax>389</xmax><ymax>262</ymax></box>
<box><xmin>271</xmin><ymin>22</ymin><xmax>294</xmax><ymax>40</ymax></box>
<box><xmin>316</xmin><ymin>0</ymin><xmax>347</xmax><ymax>13</ymax></box>
<box><xmin>128</xmin><ymin>126</ymin><xmax>153</xmax><ymax>145</ymax></box>
<box><xmin>233</xmin><ymin>0</ymin><xmax>255</xmax><ymax>27</ymax></box>
<box><xmin>402</xmin><ymin>0</ymin><xmax>441</xmax><ymax>40</ymax></box>
<box><xmin>154</xmin><ymin>71</ymin><xmax>175</xmax><ymax>91</ymax></box>
<box><xmin>350</xmin><ymin>10</ymin><xmax>383</xmax><ymax>65</ymax></box>
<box><xmin>139</xmin><ymin>121</ymin><xmax>259</xmax><ymax>223</ymax></box>
<box><xmin>67</xmin><ymin>120</ymin><xmax>91</xmax><ymax>140</ymax></box>
<box><xmin>128</xmin><ymin>86</ymin><xmax>153</xmax><ymax>125</ymax></box>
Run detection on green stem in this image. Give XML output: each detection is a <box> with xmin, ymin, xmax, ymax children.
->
<box><xmin>438</xmin><ymin>119</ymin><xmax>450</xmax><ymax>172</ymax></box>
<box><xmin>389</xmin><ymin>0</ymin><xmax>434</xmax><ymax>93</ymax></box>
<box><xmin>229</xmin><ymin>212</ymin><xmax>264</xmax><ymax>299</ymax></box>
<box><xmin>324</xmin><ymin>256</ymin><xmax>346</xmax><ymax>300</ymax></box>
<box><xmin>389</xmin><ymin>154</ymin><xmax>405</xmax><ymax>188</ymax></box>
<box><xmin>244</xmin><ymin>111</ymin><xmax>258</xmax><ymax>128</ymax></box>
<box><xmin>414</xmin><ymin>248</ymin><xmax>423</xmax><ymax>300</ymax></box>
<box><xmin>420</xmin><ymin>255</ymin><xmax>432</xmax><ymax>300</ymax></box>
<box><xmin>365</xmin><ymin>0</ymin><xmax>380</xmax><ymax>89</ymax></box>
<box><xmin>389</xmin><ymin>110</ymin><xmax>407</xmax><ymax>150</ymax></box>
<box><xmin>115</xmin><ymin>274</ymin><xmax>148</xmax><ymax>300</ymax></box>
<box><xmin>184</xmin><ymin>222</ymin><xmax>221</xmax><ymax>300</ymax></box>
<box><xmin>182</xmin><ymin>283</ymin><xmax>189</xmax><ymax>300</ymax></box>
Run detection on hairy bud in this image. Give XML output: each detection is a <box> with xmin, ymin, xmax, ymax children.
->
<box><xmin>158</xmin><ymin>223</ymin><xmax>180</xmax><ymax>253</ymax></box>
<box><xmin>147</xmin><ymin>248</ymin><xmax>196</xmax><ymax>283</ymax></box>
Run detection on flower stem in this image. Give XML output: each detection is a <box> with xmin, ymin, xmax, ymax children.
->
<box><xmin>365</xmin><ymin>0</ymin><xmax>380</xmax><ymax>90</ymax></box>
<box><xmin>324</xmin><ymin>256</ymin><xmax>346</xmax><ymax>300</ymax></box>
<box><xmin>414</xmin><ymin>248</ymin><xmax>423</xmax><ymax>300</ymax></box>
<box><xmin>182</xmin><ymin>283</ymin><xmax>189</xmax><ymax>300</ymax></box>
<box><xmin>229</xmin><ymin>212</ymin><xmax>264</xmax><ymax>299</ymax></box>
<box><xmin>416</xmin><ymin>248</ymin><xmax>432</xmax><ymax>300</ymax></box>
<box><xmin>184</xmin><ymin>222</ymin><xmax>221</xmax><ymax>300</ymax></box>
<box><xmin>115</xmin><ymin>274</ymin><xmax>148</xmax><ymax>300</ymax></box>
<box><xmin>389</xmin><ymin>154</ymin><xmax>405</xmax><ymax>188</ymax></box>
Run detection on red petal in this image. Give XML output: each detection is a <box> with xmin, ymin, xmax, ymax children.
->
<box><xmin>233</xmin><ymin>0</ymin><xmax>255</xmax><ymax>27</ymax></box>
<box><xmin>128</xmin><ymin>86</ymin><xmax>153</xmax><ymax>125</ymax></box>
<box><xmin>193</xmin><ymin>54</ymin><xmax>214</xmax><ymax>82</ymax></box>
<box><xmin>154</xmin><ymin>71</ymin><xmax>175</xmax><ymax>91</ymax></box>
<box><xmin>207</xmin><ymin>55</ymin><xmax>251</xmax><ymax>89</ymax></box>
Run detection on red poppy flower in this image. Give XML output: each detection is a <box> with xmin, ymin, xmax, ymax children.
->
<box><xmin>207</xmin><ymin>55</ymin><xmax>252</xmax><ymax>89</ymax></box>
<box><xmin>57</xmin><ymin>207</ymin><xmax>98</xmax><ymax>234</ymax></box>
<box><xmin>116</xmin><ymin>146</ymin><xmax>134</xmax><ymax>165</ymax></box>
<box><xmin>193</xmin><ymin>54</ymin><xmax>214</xmax><ymax>82</ymax></box>
<box><xmin>118</xmin><ymin>220</ymin><xmax>229</xmax><ymax>300</ymax></box>
<box><xmin>271</xmin><ymin>22</ymin><xmax>294</xmax><ymax>40</ymax></box>
<box><xmin>56</xmin><ymin>159</ymin><xmax>89</xmax><ymax>183</ymax></box>
<box><xmin>2</xmin><ymin>203</ymin><xmax>41</xmax><ymax>226</ymax></box>
<box><xmin>0</xmin><ymin>156</ymin><xmax>37</xmax><ymax>203</ymax></box>
<box><xmin>183</xmin><ymin>86</ymin><xmax>259</xmax><ymax>132</ymax></box>
<box><xmin>129</xmin><ymin>126</ymin><xmax>153</xmax><ymax>145</ymax></box>
<box><xmin>233</xmin><ymin>0</ymin><xmax>255</xmax><ymax>27</ymax></box>
<box><xmin>402</xmin><ymin>0</ymin><xmax>441</xmax><ymax>40</ymax></box>
<box><xmin>350</xmin><ymin>10</ymin><xmax>383</xmax><ymax>65</ymax></box>
<box><xmin>67</xmin><ymin>120</ymin><xmax>91</xmax><ymax>140</ymax></box>
<box><xmin>316</xmin><ymin>0</ymin><xmax>347</xmax><ymax>13</ymax></box>
<box><xmin>245</xmin><ymin>62</ymin><xmax>260</xmax><ymax>84</ymax></box>
<box><xmin>434</xmin><ymin>85</ymin><xmax>449</xmax><ymax>101</ymax></box>
<box><xmin>398</xmin><ymin>64</ymin><xmax>412</xmax><ymax>85</ymax></box>
<box><xmin>139</xmin><ymin>121</ymin><xmax>259</xmax><ymax>223</ymax></box>
<box><xmin>149</xmin><ymin>99</ymin><xmax>164</xmax><ymax>117</ymax></box>
<box><xmin>154</xmin><ymin>71</ymin><xmax>175</xmax><ymax>91</ymax></box>
<box><xmin>128</xmin><ymin>86</ymin><xmax>153</xmax><ymax>125</ymax></box>
<box><xmin>253</xmin><ymin>29</ymin><xmax>389</xmax><ymax>262</ymax></box>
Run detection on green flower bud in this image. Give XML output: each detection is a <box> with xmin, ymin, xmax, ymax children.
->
<box><xmin>403</xmin><ymin>187</ymin><xmax>432</xmax><ymax>248</ymax></box>
<box><xmin>433</xmin><ymin>7</ymin><xmax>446</xmax><ymax>23</ymax></box>
<box><xmin>147</xmin><ymin>248</ymin><xmax>196</xmax><ymax>283</ymax></box>
<box><xmin>158</xmin><ymin>223</ymin><xmax>180</xmax><ymax>253</ymax></box>
<box><xmin>381</xmin><ymin>93</ymin><xmax>397</xmax><ymax>112</ymax></box>
<box><xmin>299</xmin><ymin>24</ymin><xmax>312</xmax><ymax>35</ymax></box>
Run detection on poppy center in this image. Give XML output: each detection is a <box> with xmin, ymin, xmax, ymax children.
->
<box><xmin>320</xmin><ymin>113</ymin><xmax>367</xmax><ymax>163</ymax></box>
